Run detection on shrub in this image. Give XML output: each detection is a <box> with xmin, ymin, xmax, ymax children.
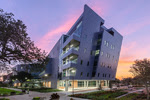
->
<box><xmin>50</xmin><ymin>93</ymin><xmax>60</xmax><ymax>99</ymax></box>
<box><xmin>32</xmin><ymin>97</ymin><xmax>40</xmax><ymax>100</ymax></box>
<box><xmin>2</xmin><ymin>93</ymin><xmax>8</xmax><ymax>96</ymax></box>
<box><xmin>10</xmin><ymin>92</ymin><xmax>16</xmax><ymax>95</ymax></box>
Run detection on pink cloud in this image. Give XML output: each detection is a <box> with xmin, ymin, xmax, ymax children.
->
<box><xmin>37</xmin><ymin>12</ymin><xmax>82</xmax><ymax>52</ymax></box>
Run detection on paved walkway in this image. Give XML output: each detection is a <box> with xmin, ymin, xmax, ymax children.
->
<box><xmin>0</xmin><ymin>88</ymin><xmax>89</xmax><ymax>100</ymax></box>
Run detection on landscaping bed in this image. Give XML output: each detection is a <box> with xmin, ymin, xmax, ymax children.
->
<box><xmin>16</xmin><ymin>87</ymin><xmax>61</xmax><ymax>93</ymax></box>
<box><xmin>0</xmin><ymin>88</ymin><xmax>22</xmax><ymax>96</ymax></box>
<box><xmin>70</xmin><ymin>90</ymin><xmax>127</xmax><ymax>100</ymax></box>
<box><xmin>29</xmin><ymin>88</ymin><xmax>61</xmax><ymax>92</ymax></box>
<box><xmin>117</xmin><ymin>93</ymin><xmax>148</xmax><ymax>100</ymax></box>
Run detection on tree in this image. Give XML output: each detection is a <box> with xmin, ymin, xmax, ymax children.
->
<box><xmin>121</xmin><ymin>77</ymin><xmax>132</xmax><ymax>86</ymax></box>
<box><xmin>109</xmin><ymin>78</ymin><xmax>120</xmax><ymax>88</ymax></box>
<box><xmin>10</xmin><ymin>71</ymin><xmax>32</xmax><ymax>84</ymax></box>
<box><xmin>0</xmin><ymin>9</ymin><xmax>46</xmax><ymax>68</ymax></box>
<box><xmin>130</xmin><ymin>58</ymin><xmax>150</xmax><ymax>100</ymax></box>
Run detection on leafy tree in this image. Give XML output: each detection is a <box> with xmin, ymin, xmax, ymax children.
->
<box><xmin>0</xmin><ymin>9</ymin><xmax>46</xmax><ymax>68</ymax></box>
<box><xmin>121</xmin><ymin>77</ymin><xmax>132</xmax><ymax>85</ymax></box>
<box><xmin>109</xmin><ymin>78</ymin><xmax>120</xmax><ymax>88</ymax></box>
<box><xmin>10</xmin><ymin>71</ymin><xmax>32</xmax><ymax>84</ymax></box>
<box><xmin>130</xmin><ymin>58</ymin><xmax>150</xmax><ymax>100</ymax></box>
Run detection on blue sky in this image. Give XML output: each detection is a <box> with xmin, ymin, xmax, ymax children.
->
<box><xmin>1</xmin><ymin>0</ymin><xmax>150</xmax><ymax>79</ymax></box>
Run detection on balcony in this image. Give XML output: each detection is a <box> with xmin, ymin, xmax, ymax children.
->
<box><xmin>61</xmin><ymin>40</ymin><xmax>80</xmax><ymax>58</ymax></box>
<box><xmin>62</xmin><ymin>35</ymin><xmax>80</xmax><ymax>49</ymax></box>
<box><xmin>62</xmin><ymin>47</ymin><xmax>79</xmax><ymax>56</ymax></box>
<box><xmin>62</xmin><ymin>54</ymin><xmax>78</xmax><ymax>69</ymax></box>
<box><xmin>62</xmin><ymin>67</ymin><xmax>76</xmax><ymax>79</ymax></box>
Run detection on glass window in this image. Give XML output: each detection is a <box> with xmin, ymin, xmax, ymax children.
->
<box><xmin>111</xmin><ymin>45</ymin><xmax>113</xmax><ymax>49</ymax></box>
<box><xmin>87</xmin><ymin>61</ymin><xmax>89</xmax><ymax>66</ymax></box>
<box><xmin>104</xmin><ymin>41</ymin><xmax>106</xmax><ymax>45</ymax></box>
<box><xmin>98</xmin><ymin>73</ymin><xmax>100</xmax><ymax>77</ymax></box>
<box><xmin>84</xmin><ymin>48</ymin><xmax>87</xmax><ymax>53</ymax></box>
<box><xmin>80</xmin><ymin>72</ymin><xmax>83</xmax><ymax>76</ymax></box>
<box><xmin>106</xmin><ymin>42</ymin><xmax>109</xmax><ymax>47</ymax></box>
<box><xmin>89</xmin><ymin>81</ymin><xmax>96</xmax><ymax>87</ymax></box>
<box><xmin>95</xmin><ymin>50</ymin><xmax>100</xmax><ymax>56</ymax></box>
<box><xmin>78</xmin><ymin>81</ymin><xmax>84</xmax><ymax>87</ymax></box>
<box><xmin>80</xmin><ymin>60</ymin><xmax>83</xmax><ymax>65</ymax></box>
<box><xmin>87</xmin><ymin>73</ymin><xmax>89</xmax><ymax>77</ymax></box>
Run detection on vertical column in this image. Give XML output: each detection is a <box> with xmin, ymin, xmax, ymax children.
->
<box><xmin>107</xmin><ymin>80</ymin><xmax>109</xmax><ymax>87</ymax></box>
<box><xmin>84</xmin><ymin>80</ymin><xmax>86</xmax><ymax>88</ymax></box>
<box><xmin>87</xmin><ymin>80</ymin><xmax>89</xmax><ymax>88</ymax></box>
<box><xmin>96</xmin><ymin>80</ymin><xmax>99</xmax><ymax>87</ymax></box>
<box><xmin>65</xmin><ymin>80</ymin><xmax>68</xmax><ymax>91</ymax></box>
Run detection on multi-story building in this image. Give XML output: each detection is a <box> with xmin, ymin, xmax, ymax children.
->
<box><xmin>41</xmin><ymin>5</ymin><xmax>123</xmax><ymax>91</ymax></box>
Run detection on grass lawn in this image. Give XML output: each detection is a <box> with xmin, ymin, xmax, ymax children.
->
<box><xmin>0</xmin><ymin>87</ymin><xmax>22</xmax><ymax>95</ymax></box>
<box><xmin>70</xmin><ymin>90</ymin><xmax>127</xmax><ymax>100</ymax></box>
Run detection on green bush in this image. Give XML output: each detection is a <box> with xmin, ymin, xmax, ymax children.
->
<box><xmin>32</xmin><ymin>97</ymin><xmax>40</xmax><ymax>100</ymax></box>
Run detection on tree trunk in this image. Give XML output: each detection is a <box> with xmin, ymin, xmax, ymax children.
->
<box><xmin>145</xmin><ymin>84</ymin><xmax>149</xmax><ymax>100</ymax></box>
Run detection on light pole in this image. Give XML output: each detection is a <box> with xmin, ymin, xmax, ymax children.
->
<box><xmin>71</xmin><ymin>70</ymin><xmax>76</xmax><ymax>96</ymax></box>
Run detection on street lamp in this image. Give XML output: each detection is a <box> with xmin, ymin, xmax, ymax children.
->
<box><xmin>71</xmin><ymin>70</ymin><xmax>76</xmax><ymax>96</ymax></box>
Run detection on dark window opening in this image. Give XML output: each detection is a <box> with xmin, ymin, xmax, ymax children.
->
<box><xmin>103</xmin><ymin>73</ymin><xmax>104</xmax><ymax>77</ymax></box>
<box><xmin>92</xmin><ymin>72</ymin><xmax>96</xmax><ymax>77</ymax></box>
<box><xmin>87</xmin><ymin>73</ymin><xmax>89</xmax><ymax>77</ymax></box>
<box><xmin>98</xmin><ymin>73</ymin><xmax>100</xmax><ymax>77</ymax></box>
<box><xmin>105</xmin><ymin>74</ymin><xmax>107</xmax><ymax>77</ymax></box>
<box><xmin>109</xmin><ymin>74</ymin><xmax>110</xmax><ymax>78</ymax></box>
<box><xmin>80</xmin><ymin>60</ymin><xmax>83</xmax><ymax>65</ymax></box>
<box><xmin>87</xmin><ymin>61</ymin><xmax>89</xmax><ymax>66</ymax></box>
<box><xmin>80</xmin><ymin>72</ymin><xmax>83</xmax><ymax>76</ymax></box>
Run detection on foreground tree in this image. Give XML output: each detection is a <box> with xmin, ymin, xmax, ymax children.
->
<box><xmin>10</xmin><ymin>71</ymin><xmax>32</xmax><ymax>85</ymax></box>
<box><xmin>130</xmin><ymin>59</ymin><xmax>150</xmax><ymax>100</ymax></box>
<box><xmin>0</xmin><ymin>9</ymin><xmax>46</xmax><ymax>67</ymax></box>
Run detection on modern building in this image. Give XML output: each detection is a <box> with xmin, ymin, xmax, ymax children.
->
<box><xmin>41</xmin><ymin>5</ymin><xmax>123</xmax><ymax>91</ymax></box>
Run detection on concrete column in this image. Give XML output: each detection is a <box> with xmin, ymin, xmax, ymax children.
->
<box><xmin>84</xmin><ymin>80</ymin><xmax>86</xmax><ymax>87</ymax></box>
<box><xmin>65</xmin><ymin>80</ymin><xmax>68</xmax><ymax>91</ymax></box>
<box><xmin>87</xmin><ymin>80</ymin><xmax>89</xmax><ymax>88</ymax></box>
<box><xmin>107</xmin><ymin>80</ymin><xmax>109</xmax><ymax>87</ymax></box>
<box><xmin>96</xmin><ymin>80</ymin><xmax>99</xmax><ymax>87</ymax></box>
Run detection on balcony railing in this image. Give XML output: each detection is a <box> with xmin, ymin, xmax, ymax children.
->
<box><xmin>62</xmin><ymin>47</ymin><xmax>79</xmax><ymax>56</ymax></box>
<box><xmin>63</xmin><ymin>59</ymin><xmax>77</xmax><ymax>65</ymax></box>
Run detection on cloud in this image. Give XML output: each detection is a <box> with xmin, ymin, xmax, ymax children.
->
<box><xmin>37</xmin><ymin>12</ymin><xmax>81</xmax><ymax>52</ymax></box>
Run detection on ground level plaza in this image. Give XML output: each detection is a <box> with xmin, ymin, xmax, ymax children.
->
<box><xmin>42</xmin><ymin>80</ymin><xmax>109</xmax><ymax>91</ymax></box>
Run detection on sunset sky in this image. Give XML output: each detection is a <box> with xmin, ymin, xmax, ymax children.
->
<box><xmin>1</xmin><ymin>0</ymin><xmax>150</xmax><ymax>80</ymax></box>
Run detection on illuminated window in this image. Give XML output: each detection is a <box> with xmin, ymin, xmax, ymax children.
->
<box><xmin>95</xmin><ymin>50</ymin><xmax>100</xmax><ymax>56</ymax></box>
